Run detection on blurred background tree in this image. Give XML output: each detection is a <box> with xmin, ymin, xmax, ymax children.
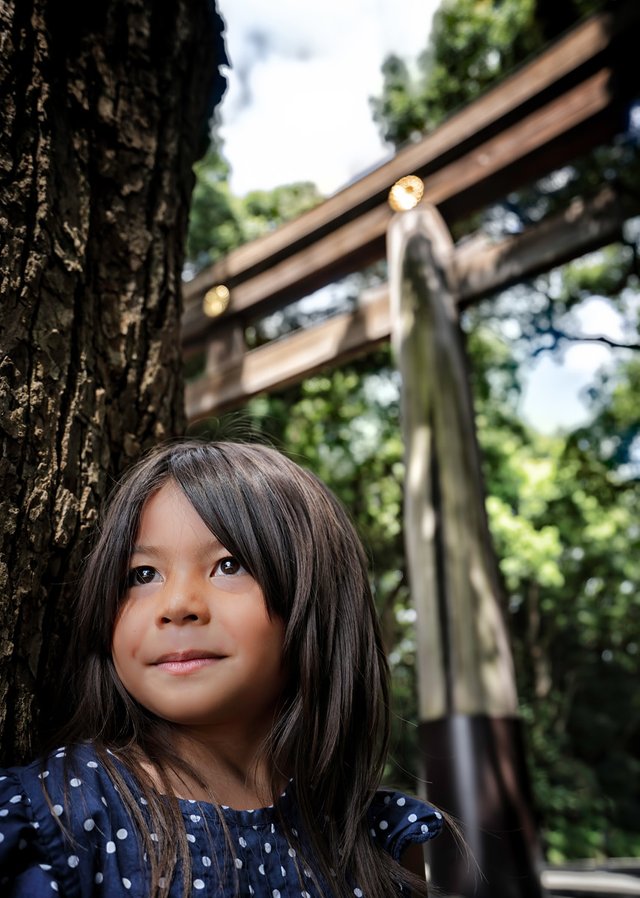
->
<box><xmin>185</xmin><ymin>0</ymin><xmax>640</xmax><ymax>862</ymax></box>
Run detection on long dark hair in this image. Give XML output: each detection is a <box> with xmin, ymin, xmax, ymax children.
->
<box><xmin>55</xmin><ymin>440</ymin><xmax>427</xmax><ymax>898</ymax></box>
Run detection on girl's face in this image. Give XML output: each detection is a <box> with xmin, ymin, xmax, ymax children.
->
<box><xmin>111</xmin><ymin>481</ymin><xmax>286</xmax><ymax>738</ymax></box>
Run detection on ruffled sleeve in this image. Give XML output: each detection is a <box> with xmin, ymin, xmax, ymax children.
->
<box><xmin>0</xmin><ymin>769</ymin><xmax>63</xmax><ymax>897</ymax></box>
<box><xmin>367</xmin><ymin>789</ymin><xmax>443</xmax><ymax>862</ymax></box>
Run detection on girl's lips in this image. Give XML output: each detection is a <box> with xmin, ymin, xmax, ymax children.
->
<box><xmin>152</xmin><ymin>650</ymin><xmax>226</xmax><ymax>674</ymax></box>
<box><xmin>155</xmin><ymin>657</ymin><xmax>222</xmax><ymax>674</ymax></box>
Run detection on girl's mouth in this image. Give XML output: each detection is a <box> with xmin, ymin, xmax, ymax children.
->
<box><xmin>153</xmin><ymin>650</ymin><xmax>225</xmax><ymax>674</ymax></box>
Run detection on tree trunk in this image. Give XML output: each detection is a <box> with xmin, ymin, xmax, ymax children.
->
<box><xmin>0</xmin><ymin>0</ymin><xmax>227</xmax><ymax>764</ymax></box>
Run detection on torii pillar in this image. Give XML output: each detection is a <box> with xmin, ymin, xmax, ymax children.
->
<box><xmin>388</xmin><ymin>203</ymin><xmax>544</xmax><ymax>898</ymax></box>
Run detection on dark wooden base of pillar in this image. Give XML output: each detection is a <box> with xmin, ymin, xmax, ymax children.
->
<box><xmin>420</xmin><ymin>714</ymin><xmax>545</xmax><ymax>898</ymax></box>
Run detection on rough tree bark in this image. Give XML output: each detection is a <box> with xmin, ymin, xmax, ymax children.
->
<box><xmin>0</xmin><ymin>0</ymin><xmax>227</xmax><ymax>764</ymax></box>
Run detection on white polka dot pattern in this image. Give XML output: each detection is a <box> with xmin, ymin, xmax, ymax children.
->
<box><xmin>0</xmin><ymin>745</ymin><xmax>443</xmax><ymax>897</ymax></box>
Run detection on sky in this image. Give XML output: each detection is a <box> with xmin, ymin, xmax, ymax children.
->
<box><xmin>216</xmin><ymin>0</ymin><xmax>441</xmax><ymax>196</ymax></box>
<box><xmin>214</xmin><ymin>0</ymin><xmax>624</xmax><ymax>435</ymax></box>
<box><xmin>519</xmin><ymin>299</ymin><xmax>623</xmax><ymax>433</ymax></box>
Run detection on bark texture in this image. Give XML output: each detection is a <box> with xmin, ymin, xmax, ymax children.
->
<box><xmin>0</xmin><ymin>0</ymin><xmax>226</xmax><ymax>763</ymax></box>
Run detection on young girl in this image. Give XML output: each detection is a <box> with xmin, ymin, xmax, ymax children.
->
<box><xmin>0</xmin><ymin>440</ymin><xmax>442</xmax><ymax>897</ymax></box>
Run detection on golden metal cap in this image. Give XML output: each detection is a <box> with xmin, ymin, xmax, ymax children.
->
<box><xmin>388</xmin><ymin>175</ymin><xmax>424</xmax><ymax>212</ymax></box>
<box><xmin>203</xmin><ymin>284</ymin><xmax>230</xmax><ymax>318</ymax></box>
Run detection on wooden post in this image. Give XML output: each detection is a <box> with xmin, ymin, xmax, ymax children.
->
<box><xmin>388</xmin><ymin>205</ymin><xmax>544</xmax><ymax>898</ymax></box>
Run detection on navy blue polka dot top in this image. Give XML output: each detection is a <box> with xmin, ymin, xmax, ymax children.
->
<box><xmin>0</xmin><ymin>744</ymin><xmax>442</xmax><ymax>897</ymax></box>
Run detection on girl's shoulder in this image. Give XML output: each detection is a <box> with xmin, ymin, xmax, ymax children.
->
<box><xmin>0</xmin><ymin>743</ymin><xmax>143</xmax><ymax>897</ymax></box>
<box><xmin>3</xmin><ymin>742</ymin><xmax>131</xmax><ymax>831</ymax></box>
<box><xmin>367</xmin><ymin>788</ymin><xmax>444</xmax><ymax>862</ymax></box>
<box><xmin>4</xmin><ymin>741</ymin><xmax>118</xmax><ymax>790</ymax></box>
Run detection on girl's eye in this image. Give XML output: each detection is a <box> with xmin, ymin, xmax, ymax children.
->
<box><xmin>213</xmin><ymin>556</ymin><xmax>246</xmax><ymax>577</ymax></box>
<box><xmin>127</xmin><ymin>566</ymin><xmax>161</xmax><ymax>587</ymax></box>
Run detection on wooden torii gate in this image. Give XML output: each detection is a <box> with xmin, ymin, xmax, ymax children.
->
<box><xmin>181</xmin><ymin>5</ymin><xmax>640</xmax><ymax>897</ymax></box>
<box><xmin>182</xmin><ymin>2</ymin><xmax>639</xmax><ymax>417</ymax></box>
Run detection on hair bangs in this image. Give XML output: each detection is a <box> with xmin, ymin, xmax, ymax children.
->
<box><xmin>165</xmin><ymin>442</ymin><xmax>316</xmax><ymax>623</ymax></box>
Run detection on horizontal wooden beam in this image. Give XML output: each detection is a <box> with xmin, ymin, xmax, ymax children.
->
<box><xmin>186</xmin><ymin>293</ymin><xmax>392</xmax><ymax>422</ymax></box>
<box><xmin>453</xmin><ymin>186</ymin><xmax>634</xmax><ymax>307</ymax></box>
<box><xmin>182</xmin><ymin>67</ymin><xmax>630</xmax><ymax>348</ymax></box>
<box><xmin>186</xmin><ymin>188</ymin><xmax>634</xmax><ymax>421</ymax></box>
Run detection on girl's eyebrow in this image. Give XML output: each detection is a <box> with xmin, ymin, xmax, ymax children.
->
<box><xmin>131</xmin><ymin>544</ymin><xmax>162</xmax><ymax>556</ymax></box>
<box><xmin>131</xmin><ymin>538</ymin><xmax>224</xmax><ymax>556</ymax></box>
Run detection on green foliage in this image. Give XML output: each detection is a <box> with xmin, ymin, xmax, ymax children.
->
<box><xmin>470</xmin><ymin>330</ymin><xmax>640</xmax><ymax>859</ymax></box>
<box><xmin>186</xmin><ymin>145</ymin><xmax>245</xmax><ymax>271</ymax></box>
<box><xmin>370</xmin><ymin>0</ymin><xmax>608</xmax><ymax>149</ymax></box>
<box><xmin>185</xmin><ymin>141</ymin><xmax>323</xmax><ymax>273</ymax></box>
<box><xmin>418</xmin><ymin>0</ymin><xmax>540</xmax><ymax>131</ymax></box>
<box><xmin>371</xmin><ymin>0</ymin><xmax>541</xmax><ymax>146</ymax></box>
<box><xmin>580</xmin><ymin>356</ymin><xmax>640</xmax><ymax>468</ymax></box>
<box><xmin>241</xmin><ymin>182</ymin><xmax>323</xmax><ymax>241</ymax></box>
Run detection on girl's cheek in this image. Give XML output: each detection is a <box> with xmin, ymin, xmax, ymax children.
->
<box><xmin>112</xmin><ymin>602</ymin><xmax>146</xmax><ymax>655</ymax></box>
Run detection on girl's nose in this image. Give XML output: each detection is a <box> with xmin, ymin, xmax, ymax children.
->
<box><xmin>157</xmin><ymin>580</ymin><xmax>211</xmax><ymax>626</ymax></box>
